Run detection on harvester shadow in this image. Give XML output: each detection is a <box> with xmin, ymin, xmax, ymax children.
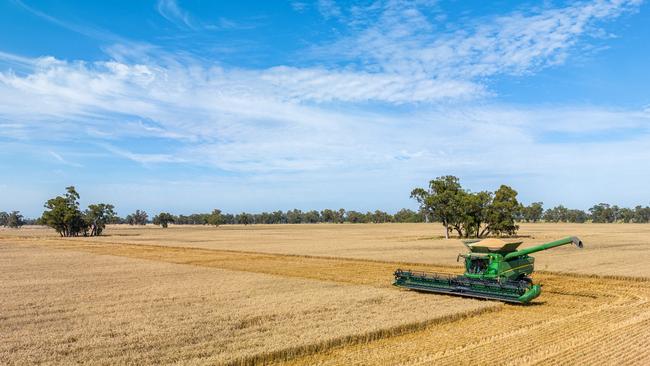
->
<box><xmin>408</xmin><ymin>290</ymin><xmax>547</xmax><ymax>306</ymax></box>
<box><xmin>517</xmin><ymin>301</ymin><xmax>546</xmax><ymax>307</ymax></box>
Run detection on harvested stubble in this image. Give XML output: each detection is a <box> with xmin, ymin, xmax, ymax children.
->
<box><xmin>0</xmin><ymin>243</ymin><xmax>495</xmax><ymax>365</ymax></box>
<box><xmin>280</xmin><ymin>275</ymin><xmax>650</xmax><ymax>365</ymax></box>
<box><xmin>281</xmin><ymin>274</ymin><xmax>650</xmax><ymax>366</ymax></box>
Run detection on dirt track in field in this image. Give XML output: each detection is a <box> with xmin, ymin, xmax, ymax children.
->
<box><xmin>13</xmin><ymin>238</ymin><xmax>650</xmax><ymax>366</ymax></box>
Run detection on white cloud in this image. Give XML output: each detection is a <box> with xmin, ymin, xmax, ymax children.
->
<box><xmin>1</xmin><ymin>0</ymin><xmax>649</xmax><ymax>215</ymax></box>
<box><xmin>2</xmin><ymin>52</ymin><xmax>647</xmax><ymax>178</ymax></box>
<box><xmin>321</xmin><ymin>0</ymin><xmax>641</xmax><ymax>80</ymax></box>
<box><xmin>2</xmin><ymin>0</ymin><xmax>639</xmax><ymax>114</ymax></box>
<box><xmin>260</xmin><ymin>66</ymin><xmax>485</xmax><ymax>103</ymax></box>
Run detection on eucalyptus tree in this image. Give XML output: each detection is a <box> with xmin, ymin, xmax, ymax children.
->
<box><xmin>153</xmin><ymin>212</ymin><xmax>175</xmax><ymax>228</ymax></box>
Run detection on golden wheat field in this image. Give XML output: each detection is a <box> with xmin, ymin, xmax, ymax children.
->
<box><xmin>2</xmin><ymin>223</ymin><xmax>650</xmax><ymax>365</ymax></box>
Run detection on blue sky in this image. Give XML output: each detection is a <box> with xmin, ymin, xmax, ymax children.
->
<box><xmin>1</xmin><ymin>0</ymin><xmax>649</xmax><ymax>217</ymax></box>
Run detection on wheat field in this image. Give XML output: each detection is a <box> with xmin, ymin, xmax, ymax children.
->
<box><xmin>0</xmin><ymin>242</ymin><xmax>495</xmax><ymax>365</ymax></box>
<box><xmin>2</xmin><ymin>223</ymin><xmax>650</xmax><ymax>365</ymax></box>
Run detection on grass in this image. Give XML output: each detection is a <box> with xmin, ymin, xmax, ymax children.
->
<box><xmin>2</xmin><ymin>223</ymin><xmax>650</xmax><ymax>365</ymax></box>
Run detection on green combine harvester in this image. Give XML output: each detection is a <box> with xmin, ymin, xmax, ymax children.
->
<box><xmin>394</xmin><ymin>236</ymin><xmax>583</xmax><ymax>304</ymax></box>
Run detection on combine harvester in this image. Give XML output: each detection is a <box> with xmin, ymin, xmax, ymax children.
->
<box><xmin>394</xmin><ymin>236</ymin><xmax>583</xmax><ymax>304</ymax></box>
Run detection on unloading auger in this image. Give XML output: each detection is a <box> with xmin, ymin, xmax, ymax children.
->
<box><xmin>393</xmin><ymin>236</ymin><xmax>583</xmax><ymax>304</ymax></box>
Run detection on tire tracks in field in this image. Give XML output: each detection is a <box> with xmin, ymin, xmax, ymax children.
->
<box><xmin>8</xmin><ymin>239</ymin><xmax>650</xmax><ymax>366</ymax></box>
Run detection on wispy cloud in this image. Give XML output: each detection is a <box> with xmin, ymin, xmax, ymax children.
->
<box><xmin>156</xmin><ymin>0</ymin><xmax>197</xmax><ymax>30</ymax></box>
<box><xmin>316</xmin><ymin>0</ymin><xmax>642</xmax><ymax>81</ymax></box>
<box><xmin>156</xmin><ymin>0</ymin><xmax>253</xmax><ymax>32</ymax></box>
<box><xmin>100</xmin><ymin>144</ymin><xmax>186</xmax><ymax>165</ymax></box>
<box><xmin>48</xmin><ymin>151</ymin><xmax>83</xmax><ymax>168</ymax></box>
<box><xmin>0</xmin><ymin>50</ymin><xmax>36</xmax><ymax>65</ymax></box>
<box><xmin>12</xmin><ymin>0</ymin><xmax>126</xmax><ymax>43</ymax></box>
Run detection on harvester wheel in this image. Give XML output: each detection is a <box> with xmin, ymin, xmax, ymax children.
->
<box><xmin>518</xmin><ymin>277</ymin><xmax>533</xmax><ymax>284</ymax></box>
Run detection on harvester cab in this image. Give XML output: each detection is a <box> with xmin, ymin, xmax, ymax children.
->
<box><xmin>394</xmin><ymin>236</ymin><xmax>583</xmax><ymax>304</ymax></box>
<box><xmin>459</xmin><ymin>239</ymin><xmax>529</xmax><ymax>280</ymax></box>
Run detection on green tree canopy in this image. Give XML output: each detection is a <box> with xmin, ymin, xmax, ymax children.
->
<box><xmin>393</xmin><ymin>208</ymin><xmax>423</xmax><ymax>223</ymax></box>
<box><xmin>482</xmin><ymin>185</ymin><xmax>520</xmax><ymax>237</ymax></box>
<box><xmin>522</xmin><ymin>202</ymin><xmax>544</xmax><ymax>222</ymax></box>
<box><xmin>207</xmin><ymin>209</ymin><xmax>223</xmax><ymax>226</ymax></box>
<box><xmin>411</xmin><ymin>175</ymin><xmax>465</xmax><ymax>239</ymax></box>
<box><xmin>126</xmin><ymin>210</ymin><xmax>148</xmax><ymax>225</ymax></box>
<box><xmin>42</xmin><ymin>186</ymin><xmax>115</xmax><ymax>237</ymax></box>
<box><xmin>589</xmin><ymin>203</ymin><xmax>617</xmax><ymax>223</ymax></box>
<box><xmin>42</xmin><ymin>186</ymin><xmax>87</xmax><ymax>237</ymax></box>
<box><xmin>411</xmin><ymin>177</ymin><xmax>521</xmax><ymax>238</ymax></box>
<box><xmin>286</xmin><ymin>209</ymin><xmax>303</xmax><ymax>224</ymax></box>
<box><xmin>345</xmin><ymin>210</ymin><xmax>367</xmax><ymax>223</ymax></box>
<box><xmin>235</xmin><ymin>212</ymin><xmax>254</xmax><ymax>225</ymax></box>
<box><xmin>84</xmin><ymin>204</ymin><xmax>116</xmax><ymax>236</ymax></box>
<box><xmin>7</xmin><ymin>211</ymin><xmax>25</xmax><ymax>228</ymax></box>
<box><xmin>153</xmin><ymin>212</ymin><xmax>175</xmax><ymax>228</ymax></box>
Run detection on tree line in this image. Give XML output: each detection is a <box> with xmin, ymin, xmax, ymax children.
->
<box><xmin>0</xmin><ymin>211</ymin><xmax>26</xmax><ymax>228</ymax></box>
<box><xmin>517</xmin><ymin>202</ymin><xmax>650</xmax><ymax>223</ymax></box>
<box><xmin>129</xmin><ymin>207</ymin><xmax>424</xmax><ymax>227</ymax></box>
<box><xmin>411</xmin><ymin>176</ymin><xmax>650</xmax><ymax>238</ymax></box>
<box><xmin>1</xmin><ymin>183</ymin><xmax>650</xmax><ymax>237</ymax></box>
<box><xmin>1</xmin><ymin>187</ymin><xmax>423</xmax><ymax>235</ymax></box>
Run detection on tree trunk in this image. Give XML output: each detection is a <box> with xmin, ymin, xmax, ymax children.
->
<box><xmin>444</xmin><ymin>223</ymin><xmax>449</xmax><ymax>239</ymax></box>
